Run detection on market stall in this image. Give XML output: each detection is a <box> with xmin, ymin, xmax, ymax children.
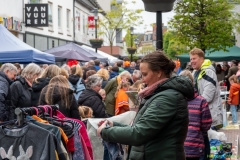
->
<box><xmin>0</xmin><ymin>24</ymin><xmax>55</xmax><ymax>64</ymax></box>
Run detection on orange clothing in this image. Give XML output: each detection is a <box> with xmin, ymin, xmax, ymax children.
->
<box><xmin>32</xmin><ymin>115</ymin><xmax>68</xmax><ymax>144</ymax></box>
<box><xmin>228</xmin><ymin>83</ymin><xmax>240</xmax><ymax>105</ymax></box>
<box><xmin>115</xmin><ymin>89</ymin><xmax>129</xmax><ymax>115</ymax></box>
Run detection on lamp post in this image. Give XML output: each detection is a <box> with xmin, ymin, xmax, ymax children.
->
<box><xmin>91</xmin><ymin>8</ymin><xmax>99</xmax><ymax>53</ymax></box>
<box><xmin>142</xmin><ymin>0</ymin><xmax>176</xmax><ymax>50</ymax></box>
<box><xmin>134</xmin><ymin>38</ymin><xmax>139</xmax><ymax>53</ymax></box>
<box><xmin>130</xmin><ymin>27</ymin><xmax>134</xmax><ymax>62</ymax></box>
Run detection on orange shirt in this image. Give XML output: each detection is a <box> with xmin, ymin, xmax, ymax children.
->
<box><xmin>115</xmin><ymin>89</ymin><xmax>129</xmax><ymax>115</ymax></box>
<box><xmin>228</xmin><ymin>83</ymin><xmax>240</xmax><ymax>105</ymax></box>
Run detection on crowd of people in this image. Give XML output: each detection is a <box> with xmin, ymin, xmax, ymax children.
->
<box><xmin>0</xmin><ymin>48</ymin><xmax>237</xmax><ymax>160</ymax></box>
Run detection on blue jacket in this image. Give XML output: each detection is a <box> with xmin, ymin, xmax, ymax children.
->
<box><xmin>109</xmin><ymin>72</ymin><xmax>119</xmax><ymax>80</ymax></box>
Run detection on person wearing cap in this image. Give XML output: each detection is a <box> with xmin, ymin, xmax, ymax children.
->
<box><xmin>123</xmin><ymin>60</ymin><xmax>131</xmax><ymax>73</ymax></box>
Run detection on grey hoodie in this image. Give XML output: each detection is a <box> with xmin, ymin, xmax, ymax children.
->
<box><xmin>195</xmin><ymin>64</ymin><xmax>223</xmax><ymax>127</ymax></box>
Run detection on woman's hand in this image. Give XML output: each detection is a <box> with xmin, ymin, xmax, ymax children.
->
<box><xmin>98</xmin><ymin>119</ymin><xmax>113</xmax><ymax>127</ymax></box>
<box><xmin>97</xmin><ymin>121</ymin><xmax>107</xmax><ymax>137</ymax></box>
<box><xmin>97</xmin><ymin>119</ymin><xmax>113</xmax><ymax>137</ymax></box>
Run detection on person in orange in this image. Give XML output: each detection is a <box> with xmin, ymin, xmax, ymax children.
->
<box><xmin>228</xmin><ymin>75</ymin><xmax>240</xmax><ymax>125</ymax></box>
<box><xmin>115</xmin><ymin>81</ymin><xmax>131</xmax><ymax>115</ymax></box>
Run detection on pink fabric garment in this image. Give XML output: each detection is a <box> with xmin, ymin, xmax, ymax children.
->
<box><xmin>56</xmin><ymin>110</ymin><xmax>93</xmax><ymax>160</ymax></box>
<box><xmin>138</xmin><ymin>78</ymin><xmax>168</xmax><ymax>98</ymax></box>
<box><xmin>80</xmin><ymin>134</ymin><xmax>92</xmax><ymax>160</ymax></box>
<box><xmin>67</xmin><ymin>136</ymin><xmax>75</xmax><ymax>152</ymax></box>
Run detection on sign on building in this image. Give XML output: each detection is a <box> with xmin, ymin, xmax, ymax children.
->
<box><xmin>25</xmin><ymin>4</ymin><xmax>48</xmax><ymax>27</ymax></box>
<box><xmin>88</xmin><ymin>16</ymin><xmax>95</xmax><ymax>28</ymax></box>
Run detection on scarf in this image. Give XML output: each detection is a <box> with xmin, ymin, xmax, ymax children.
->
<box><xmin>138</xmin><ymin>78</ymin><xmax>168</xmax><ymax>99</ymax></box>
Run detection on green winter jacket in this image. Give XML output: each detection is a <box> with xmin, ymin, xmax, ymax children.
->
<box><xmin>101</xmin><ymin>76</ymin><xmax>194</xmax><ymax>160</ymax></box>
<box><xmin>104</xmin><ymin>77</ymin><xmax>118</xmax><ymax>116</ymax></box>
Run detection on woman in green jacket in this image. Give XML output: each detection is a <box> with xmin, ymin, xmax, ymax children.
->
<box><xmin>104</xmin><ymin>70</ymin><xmax>131</xmax><ymax>116</ymax></box>
<box><xmin>98</xmin><ymin>51</ymin><xmax>194</xmax><ymax>160</ymax></box>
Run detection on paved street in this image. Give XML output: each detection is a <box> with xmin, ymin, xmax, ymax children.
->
<box><xmin>218</xmin><ymin>112</ymin><xmax>240</xmax><ymax>160</ymax></box>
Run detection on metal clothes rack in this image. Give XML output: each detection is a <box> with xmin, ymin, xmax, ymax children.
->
<box><xmin>14</xmin><ymin>105</ymin><xmax>59</xmax><ymax>127</ymax></box>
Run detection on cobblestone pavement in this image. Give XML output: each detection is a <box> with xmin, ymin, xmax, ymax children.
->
<box><xmin>218</xmin><ymin>112</ymin><xmax>240</xmax><ymax>160</ymax></box>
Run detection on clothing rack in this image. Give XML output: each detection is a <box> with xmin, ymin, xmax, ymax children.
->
<box><xmin>14</xmin><ymin>105</ymin><xmax>59</xmax><ymax>127</ymax></box>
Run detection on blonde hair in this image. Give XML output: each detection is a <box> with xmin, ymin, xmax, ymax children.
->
<box><xmin>99</xmin><ymin>89</ymin><xmax>106</xmax><ymax>95</ymax></box>
<box><xmin>41</xmin><ymin>75</ymin><xmax>71</xmax><ymax>108</ymax></box>
<box><xmin>38</xmin><ymin>64</ymin><xmax>61</xmax><ymax>80</ymax></box>
<box><xmin>97</xmin><ymin>69</ymin><xmax>109</xmax><ymax>80</ymax></box>
<box><xmin>179</xmin><ymin>70</ymin><xmax>194</xmax><ymax>83</ymax></box>
<box><xmin>189</xmin><ymin>48</ymin><xmax>205</xmax><ymax>58</ymax></box>
<box><xmin>78</xmin><ymin>106</ymin><xmax>93</xmax><ymax>118</ymax></box>
<box><xmin>60</xmin><ymin>68</ymin><xmax>69</xmax><ymax>78</ymax></box>
<box><xmin>229</xmin><ymin>75</ymin><xmax>239</xmax><ymax>83</ymax></box>
<box><xmin>71</xmin><ymin>65</ymin><xmax>83</xmax><ymax>77</ymax></box>
<box><xmin>21</xmin><ymin>63</ymin><xmax>42</xmax><ymax>80</ymax></box>
<box><xmin>115</xmin><ymin>81</ymin><xmax>130</xmax><ymax>98</ymax></box>
<box><xmin>130</xmin><ymin>80</ymin><xmax>143</xmax><ymax>92</ymax></box>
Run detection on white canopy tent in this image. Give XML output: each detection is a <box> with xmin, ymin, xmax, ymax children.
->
<box><xmin>81</xmin><ymin>45</ymin><xmax>121</xmax><ymax>64</ymax></box>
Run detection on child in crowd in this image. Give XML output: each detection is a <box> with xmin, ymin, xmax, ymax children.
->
<box><xmin>228</xmin><ymin>75</ymin><xmax>240</xmax><ymax>125</ymax></box>
<box><xmin>179</xmin><ymin>70</ymin><xmax>212</xmax><ymax>160</ymax></box>
<box><xmin>115</xmin><ymin>81</ymin><xmax>130</xmax><ymax>115</ymax></box>
<box><xmin>78</xmin><ymin>106</ymin><xmax>93</xmax><ymax>127</ymax></box>
<box><xmin>99</xmin><ymin>89</ymin><xmax>106</xmax><ymax>101</ymax></box>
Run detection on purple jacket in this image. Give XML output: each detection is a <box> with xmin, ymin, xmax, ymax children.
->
<box><xmin>184</xmin><ymin>91</ymin><xmax>212</xmax><ymax>158</ymax></box>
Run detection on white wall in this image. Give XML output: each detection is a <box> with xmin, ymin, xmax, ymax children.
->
<box><xmin>75</xmin><ymin>2</ymin><xmax>92</xmax><ymax>45</ymax></box>
<box><xmin>24</xmin><ymin>0</ymin><xmax>73</xmax><ymax>41</ymax></box>
<box><xmin>0</xmin><ymin>0</ymin><xmax>24</xmax><ymax>40</ymax></box>
<box><xmin>74</xmin><ymin>1</ymin><xmax>113</xmax><ymax>46</ymax></box>
<box><xmin>96</xmin><ymin>0</ymin><xmax>111</xmax><ymax>12</ymax></box>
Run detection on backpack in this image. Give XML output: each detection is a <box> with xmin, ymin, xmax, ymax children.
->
<box><xmin>70</xmin><ymin>78</ymin><xmax>86</xmax><ymax>101</ymax></box>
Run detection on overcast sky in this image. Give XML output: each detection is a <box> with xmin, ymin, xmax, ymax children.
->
<box><xmin>126</xmin><ymin>1</ymin><xmax>175</xmax><ymax>33</ymax></box>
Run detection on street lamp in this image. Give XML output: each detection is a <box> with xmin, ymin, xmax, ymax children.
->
<box><xmin>134</xmin><ymin>38</ymin><xmax>139</xmax><ymax>53</ymax></box>
<box><xmin>129</xmin><ymin>27</ymin><xmax>135</xmax><ymax>62</ymax></box>
<box><xmin>142</xmin><ymin>0</ymin><xmax>176</xmax><ymax>50</ymax></box>
<box><xmin>91</xmin><ymin>8</ymin><xmax>99</xmax><ymax>53</ymax></box>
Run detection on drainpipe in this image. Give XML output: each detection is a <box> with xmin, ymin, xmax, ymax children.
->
<box><xmin>73</xmin><ymin>0</ymin><xmax>76</xmax><ymax>42</ymax></box>
<box><xmin>22</xmin><ymin>0</ymin><xmax>25</xmax><ymax>42</ymax></box>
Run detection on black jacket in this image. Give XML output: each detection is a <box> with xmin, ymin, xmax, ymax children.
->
<box><xmin>39</xmin><ymin>86</ymin><xmax>80</xmax><ymax>119</ymax></box>
<box><xmin>0</xmin><ymin>71</ymin><xmax>13</xmax><ymax>121</ymax></box>
<box><xmin>68</xmin><ymin>74</ymin><xmax>85</xmax><ymax>86</ymax></box>
<box><xmin>78</xmin><ymin>89</ymin><xmax>108</xmax><ymax>118</ymax></box>
<box><xmin>10</xmin><ymin>76</ymin><xmax>32</xmax><ymax>108</ymax></box>
<box><xmin>31</xmin><ymin>77</ymin><xmax>51</xmax><ymax>106</ymax></box>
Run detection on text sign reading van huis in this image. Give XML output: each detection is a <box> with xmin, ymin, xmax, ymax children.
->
<box><xmin>25</xmin><ymin>4</ymin><xmax>48</xmax><ymax>27</ymax></box>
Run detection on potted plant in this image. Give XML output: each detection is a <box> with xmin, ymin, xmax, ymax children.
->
<box><xmin>89</xmin><ymin>38</ymin><xmax>103</xmax><ymax>48</ymax></box>
<box><xmin>142</xmin><ymin>0</ymin><xmax>176</xmax><ymax>12</ymax></box>
<box><xmin>127</xmin><ymin>47</ymin><xmax>137</xmax><ymax>54</ymax></box>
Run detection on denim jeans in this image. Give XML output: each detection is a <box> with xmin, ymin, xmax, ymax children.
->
<box><xmin>230</xmin><ymin>105</ymin><xmax>238</xmax><ymax>124</ymax></box>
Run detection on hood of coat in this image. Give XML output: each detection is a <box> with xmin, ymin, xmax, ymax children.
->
<box><xmin>15</xmin><ymin>76</ymin><xmax>31</xmax><ymax>88</ymax></box>
<box><xmin>32</xmin><ymin>77</ymin><xmax>51</xmax><ymax>92</ymax></box>
<box><xmin>0</xmin><ymin>71</ymin><xmax>12</xmax><ymax>84</ymax></box>
<box><xmin>230</xmin><ymin>83</ymin><xmax>240</xmax><ymax>92</ymax></box>
<box><xmin>150</xmin><ymin>76</ymin><xmax>194</xmax><ymax>100</ymax></box>
<box><xmin>201</xmin><ymin>59</ymin><xmax>215</xmax><ymax>72</ymax></box>
<box><xmin>68</xmin><ymin>74</ymin><xmax>80</xmax><ymax>85</ymax></box>
<box><xmin>41</xmin><ymin>85</ymin><xmax>74</xmax><ymax>102</ymax></box>
<box><xmin>78</xmin><ymin>88</ymin><xmax>102</xmax><ymax>103</ymax></box>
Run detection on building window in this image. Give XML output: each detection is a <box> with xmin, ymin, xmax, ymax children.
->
<box><xmin>48</xmin><ymin>3</ymin><xmax>53</xmax><ymax>24</ymax></box>
<box><xmin>83</xmin><ymin>14</ymin><xmax>85</xmax><ymax>34</ymax></box>
<box><xmin>29</xmin><ymin>0</ymin><xmax>41</xmax><ymax>3</ymax></box>
<box><xmin>76</xmin><ymin>11</ymin><xmax>80</xmax><ymax>31</ymax></box>
<box><xmin>116</xmin><ymin>28</ymin><xmax>122</xmax><ymax>43</ymax></box>
<box><xmin>58</xmin><ymin>6</ymin><xmax>62</xmax><ymax>28</ymax></box>
<box><xmin>67</xmin><ymin>9</ymin><xmax>70</xmax><ymax>29</ymax></box>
